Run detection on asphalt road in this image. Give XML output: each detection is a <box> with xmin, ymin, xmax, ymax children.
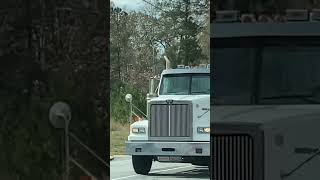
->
<box><xmin>111</xmin><ymin>156</ymin><xmax>210</xmax><ymax>180</ymax></box>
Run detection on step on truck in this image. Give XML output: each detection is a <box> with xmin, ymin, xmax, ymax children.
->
<box><xmin>211</xmin><ymin>9</ymin><xmax>320</xmax><ymax>180</ymax></box>
<box><xmin>125</xmin><ymin>63</ymin><xmax>210</xmax><ymax>175</ymax></box>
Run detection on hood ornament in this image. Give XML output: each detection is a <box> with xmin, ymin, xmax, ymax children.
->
<box><xmin>166</xmin><ymin>99</ymin><xmax>174</xmax><ymax>104</ymax></box>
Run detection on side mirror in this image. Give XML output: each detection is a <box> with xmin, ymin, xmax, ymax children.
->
<box><xmin>125</xmin><ymin>94</ymin><xmax>132</xmax><ymax>103</ymax></box>
<box><xmin>149</xmin><ymin>78</ymin><xmax>155</xmax><ymax>94</ymax></box>
<box><xmin>147</xmin><ymin>78</ymin><xmax>158</xmax><ymax>100</ymax></box>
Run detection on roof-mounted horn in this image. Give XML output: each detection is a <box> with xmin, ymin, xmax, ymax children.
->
<box><xmin>241</xmin><ymin>14</ymin><xmax>256</xmax><ymax>23</ymax></box>
<box><xmin>310</xmin><ymin>9</ymin><xmax>320</xmax><ymax>21</ymax></box>
<box><xmin>258</xmin><ymin>15</ymin><xmax>273</xmax><ymax>22</ymax></box>
<box><xmin>215</xmin><ymin>10</ymin><xmax>240</xmax><ymax>23</ymax></box>
<box><xmin>286</xmin><ymin>9</ymin><xmax>309</xmax><ymax>21</ymax></box>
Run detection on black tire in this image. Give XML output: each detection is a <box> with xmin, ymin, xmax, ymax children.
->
<box><xmin>132</xmin><ymin>155</ymin><xmax>153</xmax><ymax>175</ymax></box>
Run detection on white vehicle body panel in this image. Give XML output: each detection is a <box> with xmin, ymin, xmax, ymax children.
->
<box><xmin>126</xmin><ymin>67</ymin><xmax>210</xmax><ymax>160</ymax></box>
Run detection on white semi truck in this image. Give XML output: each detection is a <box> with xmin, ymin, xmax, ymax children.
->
<box><xmin>125</xmin><ymin>64</ymin><xmax>210</xmax><ymax>175</ymax></box>
<box><xmin>211</xmin><ymin>9</ymin><xmax>320</xmax><ymax>180</ymax></box>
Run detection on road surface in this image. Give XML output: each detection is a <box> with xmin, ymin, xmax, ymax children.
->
<box><xmin>111</xmin><ymin>155</ymin><xmax>210</xmax><ymax>180</ymax></box>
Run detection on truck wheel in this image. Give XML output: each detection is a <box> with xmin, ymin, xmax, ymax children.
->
<box><xmin>132</xmin><ymin>155</ymin><xmax>153</xmax><ymax>175</ymax></box>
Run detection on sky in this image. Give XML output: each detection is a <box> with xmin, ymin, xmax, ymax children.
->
<box><xmin>112</xmin><ymin>0</ymin><xmax>145</xmax><ymax>11</ymax></box>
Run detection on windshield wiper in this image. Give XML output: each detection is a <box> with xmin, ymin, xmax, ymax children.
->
<box><xmin>260</xmin><ymin>94</ymin><xmax>320</xmax><ymax>103</ymax></box>
<box><xmin>191</xmin><ymin>91</ymin><xmax>210</xmax><ymax>94</ymax></box>
<box><xmin>165</xmin><ymin>92</ymin><xmax>188</xmax><ymax>95</ymax></box>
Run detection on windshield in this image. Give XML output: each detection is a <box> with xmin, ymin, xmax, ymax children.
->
<box><xmin>159</xmin><ymin>74</ymin><xmax>210</xmax><ymax>95</ymax></box>
<box><xmin>212</xmin><ymin>37</ymin><xmax>320</xmax><ymax>105</ymax></box>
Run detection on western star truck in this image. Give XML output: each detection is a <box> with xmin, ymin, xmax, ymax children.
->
<box><xmin>125</xmin><ymin>63</ymin><xmax>210</xmax><ymax>175</ymax></box>
<box><xmin>211</xmin><ymin>10</ymin><xmax>320</xmax><ymax>180</ymax></box>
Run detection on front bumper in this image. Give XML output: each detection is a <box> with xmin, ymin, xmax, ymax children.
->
<box><xmin>125</xmin><ymin>141</ymin><xmax>210</xmax><ymax>156</ymax></box>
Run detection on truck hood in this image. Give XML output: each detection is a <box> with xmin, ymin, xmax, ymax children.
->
<box><xmin>212</xmin><ymin>105</ymin><xmax>320</xmax><ymax>127</ymax></box>
<box><xmin>149</xmin><ymin>95</ymin><xmax>209</xmax><ymax>102</ymax></box>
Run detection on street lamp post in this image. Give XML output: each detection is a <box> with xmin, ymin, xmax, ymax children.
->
<box><xmin>125</xmin><ymin>94</ymin><xmax>133</xmax><ymax>124</ymax></box>
<box><xmin>49</xmin><ymin>101</ymin><xmax>110</xmax><ymax>180</ymax></box>
<box><xmin>65</xmin><ymin>118</ymin><xmax>70</xmax><ymax>180</ymax></box>
<box><xmin>49</xmin><ymin>102</ymin><xmax>71</xmax><ymax>180</ymax></box>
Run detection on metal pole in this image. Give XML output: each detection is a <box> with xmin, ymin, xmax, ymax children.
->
<box><xmin>152</xmin><ymin>45</ymin><xmax>155</xmax><ymax>75</ymax></box>
<box><xmin>70</xmin><ymin>157</ymin><xmax>97</xmax><ymax>179</ymax></box>
<box><xmin>61</xmin><ymin>133</ymin><xmax>65</xmax><ymax>180</ymax></box>
<box><xmin>69</xmin><ymin>132</ymin><xmax>110</xmax><ymax>168</ymax></box>
<box><xmin>130</xmin><ymin>101</ymin><xmax>133</xmax><ymax>124</ymax></box>
<box><xmin>65</xmin><ymin>120</ymin><xmax>69</xmax><ymax>180</ymax></box>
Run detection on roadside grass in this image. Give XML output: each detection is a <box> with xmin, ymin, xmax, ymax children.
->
<box><xmin>110</xmin><ymin>120</ymin><xmax>130</xmax><ymax>156</ymax></box>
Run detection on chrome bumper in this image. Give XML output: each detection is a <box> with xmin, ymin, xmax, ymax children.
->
<box><xmin>125</xmin><ymin>141</ymin><xmax>210</xmax><ymax>156</ymax></box>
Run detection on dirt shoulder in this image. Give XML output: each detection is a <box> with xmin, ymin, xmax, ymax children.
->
<box><xmin>110</xmin><ymin>121</ymin><xmax>129</xmax><ymax>156</ymax></box>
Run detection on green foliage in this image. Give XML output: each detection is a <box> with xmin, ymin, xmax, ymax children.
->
<box><xmin>0</xmin><ymin>70</ymin><xmax>106</xmax><ymax>179</ymax></box>
<box><xmin>110</xmin><ymin>0</ymin><xmax>209</xmax><ymax>123</ymax></box>
<box><xmin>0</xmin><ymin>0</ymin><xmax>108</xmax><ymax>179</ymax></box>
<box><xmin>1</xmin><ymin>97</ymin><xmax>61</xmax><ymax>180</ymax></box>
<box><xmin>154</xmin><ymin>0</ymin><xmax>209</xmax><ymax>65</ymax></box>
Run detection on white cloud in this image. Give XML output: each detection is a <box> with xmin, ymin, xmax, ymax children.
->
<box><xmin>112</xmin><ymin>0</ymin><xmax>144</xmax><ymax>11</ymax></box>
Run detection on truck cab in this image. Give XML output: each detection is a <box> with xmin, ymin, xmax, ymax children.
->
<box><xmin>125</xmin><ymin>65</ymin><xmax>210</xmax><ymax>175</ymax></box>
<box><xmin>211</xmin><ymin>10</ymin><xmax>320</xmax><ymax>180</ymax></box>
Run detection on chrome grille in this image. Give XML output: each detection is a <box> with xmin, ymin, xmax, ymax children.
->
<box><xmin>212</xmin><ymin>134</ymin><xmax>254</xmax><ymax>180</ymax></box>
<box><xmin>149</xmin><ymin>103</ymin><xmax>191</xmax><ymax>139</ymax></box>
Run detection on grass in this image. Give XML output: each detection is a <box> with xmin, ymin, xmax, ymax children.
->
<box><xmin>110</xmin><ymin>120</ymin><xmax>130</xmax><ymax>156</ymax></box>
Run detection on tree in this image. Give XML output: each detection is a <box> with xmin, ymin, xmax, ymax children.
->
<box><xmin>109</xmin><ymin>0</ymin><xmax>209</xmax><ymax>123</ymax></box>
<box><xmin>110</xmin><ymin>5</ymin><xmax>154</xmax><ymax>122</ymax></box>
<box><xmin>110</xmin><ymin>5</ymin><xmax>132</xmax><ymax>85</ymax></box>
<box><xmin>149</xmin><ymin>0</ymin><xmax>209</xmax><ymax>66</ymax></box>
<box><xmin>0</xmin><ymin>0</ymin><xmax>109</xmax><ymax>179</ymax></box>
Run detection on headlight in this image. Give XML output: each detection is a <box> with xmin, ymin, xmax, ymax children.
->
<box><xmin>131</xmin><ymin>127</ymin><xmax>146</xmax><ymax>134</ymax></box>
<box><xmin>197</xmin><ymin>127</ymin><xmax>210</xmax><ymax>134</ymax></box>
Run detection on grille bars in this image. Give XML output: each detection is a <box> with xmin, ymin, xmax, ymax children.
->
<box><xmin>213</xmin><ymin>134</ymin><xmax>254</xmax><ymax>180</ymax></box>
<box><xmin>150</xmin><ymin>104</ymin><xmax>190</xmax><ymax>137</ymax></box>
